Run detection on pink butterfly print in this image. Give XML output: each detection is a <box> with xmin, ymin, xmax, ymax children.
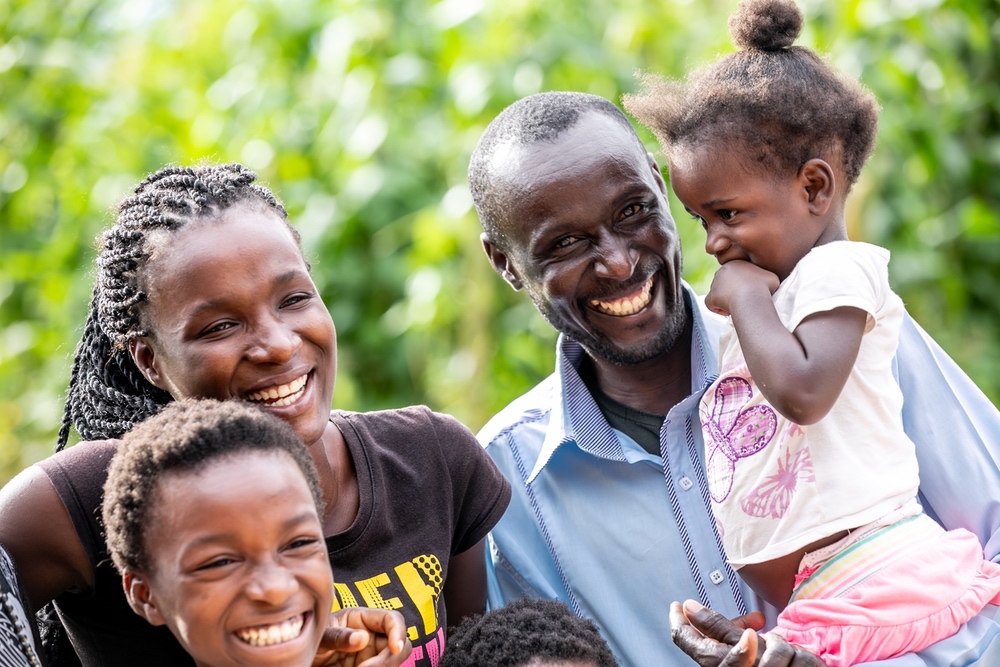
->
<box><xmin>741</xmin><ymin>445</ymin><xmax>815</xmax><ymax>519</ymax></box>
<box><xmin>702</xmin><ymin>377</ymin><xmax>777</xmax><ymax>503</ymax></box>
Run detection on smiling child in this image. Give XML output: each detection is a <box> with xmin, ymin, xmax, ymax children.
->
<box><xmin>102</xmin><ymin>399</ymin><xmax>334</xmax><ymax>667</ymax></box>
<box><xmin>624</xmin><ymin>0</ymin><xmax>1000</xmax><ymax>664</ymax></box>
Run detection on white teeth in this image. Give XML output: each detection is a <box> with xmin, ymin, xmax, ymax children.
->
<box><xmin>235</xmin><ymin>614</ymin><xmax>306</xmax><ymax>646</ymax></box>
<box><xmin>247</xmin><ymin>374</ymin><xmax>308</xmax><ymax>406</ymax></box>
<box><xmin>590</xmin><ymin>276</ymin><xmax>654</xmax><ymax>317</ymax></box>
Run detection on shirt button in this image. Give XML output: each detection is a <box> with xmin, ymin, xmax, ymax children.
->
<box><xmin>679</xmin><ymin>476</ymin><xmax>693</xmax><ymax>490</ymax></box>
<box><xmin>709</xmin><ymin>569</ymin><xmax>725</xmax><ymax>585</ymax></box>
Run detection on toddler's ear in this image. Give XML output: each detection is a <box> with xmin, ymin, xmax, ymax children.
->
<box><xmin>123</xmin><ymin>572</ymin><xmax>167</xmax><ymax>626</ymax></box>
<box><xmin>799</xmin><ymin>158</ymin><xmax>836</xmax><ymax>216</ymax></box>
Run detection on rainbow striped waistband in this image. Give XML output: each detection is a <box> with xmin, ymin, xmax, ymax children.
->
<box><xmin>790</xmin><ymin>514</ymin><xmax>944</xmax><ymax>603</ymax></box>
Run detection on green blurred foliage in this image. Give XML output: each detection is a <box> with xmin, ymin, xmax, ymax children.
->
<box><xmin>1</xmin><ymin>0</ymin><xmax>998</xmax><ymax>482</ymax></box>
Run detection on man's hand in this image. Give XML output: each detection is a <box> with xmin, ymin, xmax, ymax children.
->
<box><xmin>705</xmin><ymin>260</ymin><xmax>780</xmax><ymax>317</ymax></box>
<box><xmin>313</xmin><ymin>608</ymin><xmax>412</xmax><ymax>667</ymax></box>
<box><xmin>670</xmin><ymin>600</ymin><xmax>827</xmax><ymax>667</ymax></box>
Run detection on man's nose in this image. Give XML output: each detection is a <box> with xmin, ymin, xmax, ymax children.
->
<box><xmin>594</xmin><ymin>236</ymin><xmax>638</xmax><ymax>280</ymax></box>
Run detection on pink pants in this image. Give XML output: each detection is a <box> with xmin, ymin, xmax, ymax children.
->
<box><xmin>770</xmin><ymin>517</ymin><xmax>1000</xmax><ymax>667</ymax></box>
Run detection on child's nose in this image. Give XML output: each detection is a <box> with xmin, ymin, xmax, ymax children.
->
<box><xmin>246</xmin><ymin>562</ymin><xmax>298</xmax><ymax>604</ymax></box>
<box><xmin>704</xmin><ymin>227</ymin><xmax>729</xmax><ymax>259</ymax></box>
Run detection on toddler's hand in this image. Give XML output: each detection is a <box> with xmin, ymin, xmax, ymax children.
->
<box><xmin>705</xmin><ymin>260</ymin><xmax>780</xmax><ymax>317</ymax></box>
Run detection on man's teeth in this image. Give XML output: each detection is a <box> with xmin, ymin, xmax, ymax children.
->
<box><xmin>247</xmin><ymin>374</ymin><xmax>307</xmax><ymax>406</ymax></box>
<box><xmin>235</xmin><ymin>614</ymin><xmax>305</xmax><ymax>647</ymax></box>
<box><xmin>590</xmin><ymin>277</ymin><xmax>654</xmax><ymax>316</ymax></box>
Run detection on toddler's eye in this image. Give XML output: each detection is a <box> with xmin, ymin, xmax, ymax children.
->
<box><xmin>719</xmin><ymin>209</ymin><xmax>737</xmax><ymax>221</ymax></box>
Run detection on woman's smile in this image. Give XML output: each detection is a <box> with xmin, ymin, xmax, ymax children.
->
<box><xmin>134</xmin><ymin>204</ymin><xmax>338</xmax><ymax>447</ymax></box>
<box><xmin>246</xmin><ymin>373</ymin><xmax>310</xmax><ymax>408</ymax></box>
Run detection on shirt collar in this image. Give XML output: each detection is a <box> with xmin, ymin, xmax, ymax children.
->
<box><xmin>528</xmin><ymin>283</ymin><xmax>720</xmax><ymax>482</ymax></box>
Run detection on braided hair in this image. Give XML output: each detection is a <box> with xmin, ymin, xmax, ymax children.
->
<box><xmin>623</xmin><ymin>0</ymin><xmax>879</xmax><ymax>192</ymax></box>
<box><xmin>57</xmin><ymin>163</ymin><xmax>291</xmax><ymax>449</ymax></box>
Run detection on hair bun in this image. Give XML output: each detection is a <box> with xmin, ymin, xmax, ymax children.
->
<box><xmin>729</xmin><ymin>0</ymin><xmax>803</xmax><ymax>52</ymax></box>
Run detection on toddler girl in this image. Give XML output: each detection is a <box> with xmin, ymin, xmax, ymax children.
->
<box><xmin>625</xmin><ymin>0</ymin><xmax>1000</xmax><ymax>664</ymax></box>
<box><xmin>102</xmin><ymin>399</ymin><xmax>409</xmax><ymax>667</ymax></box>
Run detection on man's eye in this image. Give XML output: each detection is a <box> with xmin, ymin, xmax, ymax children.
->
<box><xmin>554</xmin><ymin>236</ymin><xmax>580</xmax><ymax>250</ymax></box>
<box><xmin>619</xmin><ymin>203</ymin><xmax>642</xmax><ymax>219</ymax></box>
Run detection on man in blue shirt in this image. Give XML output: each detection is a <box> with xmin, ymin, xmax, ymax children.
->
<box><xmin>468</xmin><ymin>91</ymin><xmax>1000</xmax><ymax>667</ymax></box>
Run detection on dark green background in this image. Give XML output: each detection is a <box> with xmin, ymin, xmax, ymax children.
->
<box><xmin>2</xmin><ymin>0</ymin><xmax>998</xmax><ymax>482</ymax></box>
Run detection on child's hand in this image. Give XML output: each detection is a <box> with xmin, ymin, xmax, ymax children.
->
<box><xmin>313</xmin><ymin>608</ymin><xmax>412</xmax><ymax>667</ymax></box>
<box><xmin>705</xmin><ymin>260</ymin><xmax>780</xmax><ymax>317</ymax></box>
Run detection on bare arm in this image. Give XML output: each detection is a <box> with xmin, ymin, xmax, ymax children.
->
<box><xmin>706</xmin><ymin>260</ymin><xmax>867</xmax><ymax>425</ymax></box>
<box><xmin>442</xmin><ymin>538</ymin><xmax>487</xmax><ymax>633</ymax></box>
<box><xmin>0</xmin><ymin>465</ymin><xmax>93</xmax><ymax>610</ymax></box>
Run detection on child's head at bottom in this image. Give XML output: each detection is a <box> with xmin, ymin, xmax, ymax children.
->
<box><xmin>103</xmin><ymin>398</ymin><xmax>332</xmax><ymax>667</ymax></box>
<box><xmin>440</xmin><ymin>598</ymin><xmax>618</xmax><ymax>667</ymax></box>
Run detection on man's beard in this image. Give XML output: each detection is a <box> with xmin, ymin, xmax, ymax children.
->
<box><xmin>573</xmin><ymin>302</ymin><xmax>688</xmax><ymax>365</ymax></box>
<box><xmin>532</xmin><ymin>285</ymin><xmax>690</xmax><ymax>366</ymax></box>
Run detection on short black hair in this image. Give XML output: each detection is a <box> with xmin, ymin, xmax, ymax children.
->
<box><xmin>441</xmin><ymin>598</ymin><xmax>618</xmax><ymax>667</ymax></box>
<box><xmin>103</xmin><ymin>398</ymin><xmax>324</xmax><ymax>574</ymax></box>
<box><xmin>469</xmin><ymin>92</ymin><xmax>647</xmax><ymax>250</ymax></box>
<box><xmin>624</xmin><ymin>0</ymin><xmax>878</xmax><ymax>191</ymax></box>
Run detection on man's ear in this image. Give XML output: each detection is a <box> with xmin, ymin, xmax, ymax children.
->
<box><xmin>481</xmin><ymin>233</ymin><xmax>523</xmax><ymax>291</ymax></box>
<box><xmin>798</xmin><ymin>158</ymin><xmax>836</xmax><ymax>216</ymax></box>
<box><xmin>129</xmin><ymin>338</ymin><xmax>168</xmax><ymax>391</ymax></box>
<box><xmin>123</xmin><ymin>572</ymin><xmax>166</xmax><ymax>626</ymax></box>
<box><xmin>646</xmin><ymin>151</ymin><xmax>668</xmax><ymax>195</ymax></box>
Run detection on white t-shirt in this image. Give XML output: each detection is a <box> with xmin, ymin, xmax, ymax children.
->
<box><xmin>701</xmin><ymin>241</ymin><xmax>920</xmax><ymax>567</ymax></box>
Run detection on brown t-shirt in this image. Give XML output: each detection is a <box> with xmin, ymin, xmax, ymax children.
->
<box><xmin>40</xmin><ymin>406</ymin><xmax>511</xmax><ymax>667</ymax></box>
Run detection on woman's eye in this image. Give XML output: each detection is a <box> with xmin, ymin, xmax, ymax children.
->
<box><xmin>202</xmin><ymin>322</ymin><xmax>235</xmax><ymax>336</ymax></box>
<box><xmin>198</xmin><ymin>557</ymin><xmax>235</xmax><ymax>571</ymax></box>
<box><xmin>282</xmin><ymin>293</ymin><xmax>311</xmax><ymax>308</ymax></box>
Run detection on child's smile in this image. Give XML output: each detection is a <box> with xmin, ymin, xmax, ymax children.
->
<box><xmin>134</xmin><ymin>451</ymin><xmax>332</xmax><ymax>667</ymax></box>
<box><xmin>668</xmin><ymin>144</ymin><xmax>843</xmax><ymax>282</ymax></box>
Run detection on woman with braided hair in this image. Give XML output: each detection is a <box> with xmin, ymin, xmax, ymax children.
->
<box><xmin>0</xmin><ymin>163</ymin><xmax>511</xmax><ymax>667</ymax></box>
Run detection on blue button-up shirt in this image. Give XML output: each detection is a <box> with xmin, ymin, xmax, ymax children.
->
<box><xmin>479</xmin><ymin>286</ymin><xmax>1000</xmax><ymax>667</ymax></box>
